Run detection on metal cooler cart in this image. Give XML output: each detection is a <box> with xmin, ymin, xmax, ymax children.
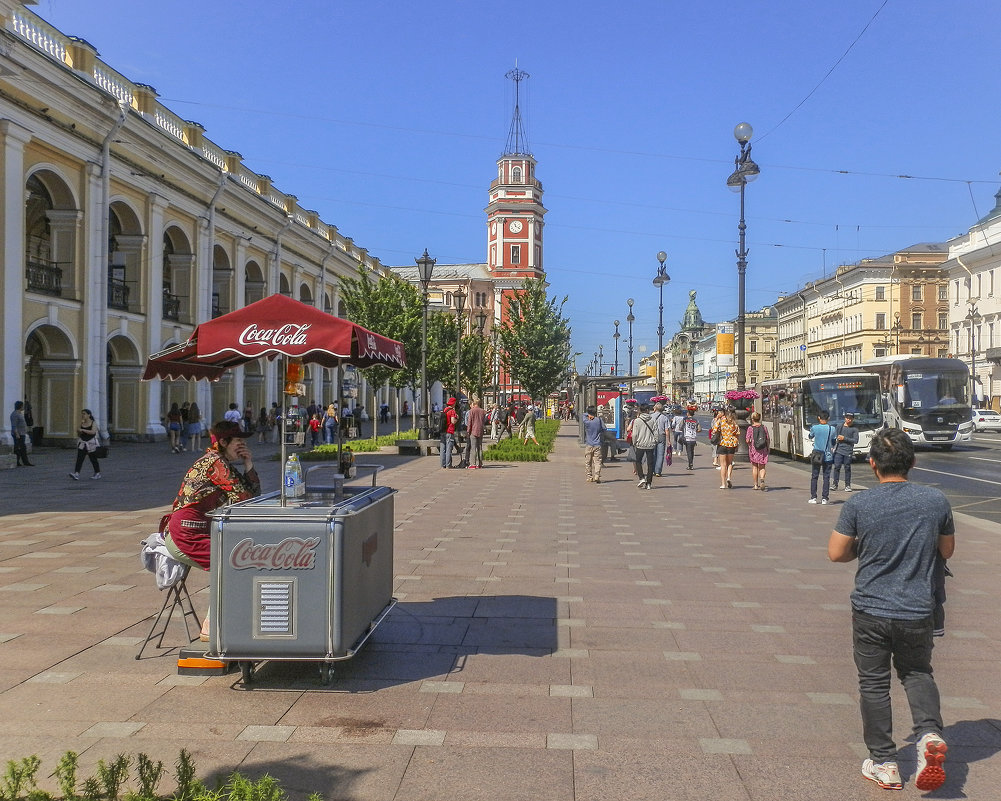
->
<box><xmin>206</xmin><ymin>468</ymin><xmax>395</xmax><ymax>685</ymax></box>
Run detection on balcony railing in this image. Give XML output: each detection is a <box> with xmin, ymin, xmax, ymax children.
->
<box><xmin>108</xmin><ymin>278</ymin><xmax>130</xmax><ymax>310</ymax></box>
<box><xmin>163</xmin><ymin>291</ymin><xmax>181</xmax><ymax>321</ymax></box>
<box><xmin>26</xmin><ymin>259</ymin><xmax>64</xmax><ymax>296</ymax></box>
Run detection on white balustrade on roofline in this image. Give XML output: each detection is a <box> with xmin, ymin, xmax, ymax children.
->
<box><xmin>94</xmin><ymin>62</ymin><xmax>134</xmax><ymax>107</ymax></box>
<box><xmin>9</xmin><ymin>9</ymin><xmax>67</xmax><ymax>63</ymax></box>
<box><xmin>200</xmin><ymin>139</ymin><xmax>227</xmax><ymax>170</ymax></box>
<box><xmin>154</xmin><ymin>105</ymin><xmax>186</xmax><ymax>141</ymax></box>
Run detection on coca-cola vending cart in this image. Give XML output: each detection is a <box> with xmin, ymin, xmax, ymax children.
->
<box><xmin>206</xmin><ymin>480</ymin><xmax>395</xmax><ymax>685</ymax></box>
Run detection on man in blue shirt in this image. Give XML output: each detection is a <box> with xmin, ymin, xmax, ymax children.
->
<box><xmin>828</xmin><ymin>428</ymin><xmax>953</xmax><ymax>792</ymax></box>
<box><xmin>582</xmin><ymin>406</ymin><xmax>604</xmax><ymax>484</ymax></box>
<box><xmin>808</xmin><ymin>409</ymin><xmax>836</xmax><ymax>504</ymax></box>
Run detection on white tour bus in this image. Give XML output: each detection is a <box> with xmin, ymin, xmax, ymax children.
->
<box><xmin>840</xmin><ymin>356</ymin><xmax>973</xmax><ymax>449</ymax></box>
<box><xmin>758</xmin><ymin>372</ymin><xmax>884</xmax><ymax>460</ymax></box>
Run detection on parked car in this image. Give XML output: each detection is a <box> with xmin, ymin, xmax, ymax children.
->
<box><xmin>971</xmin><ymin>408</ymin><xmax>1001</xmax><ymax>433</ymax></box>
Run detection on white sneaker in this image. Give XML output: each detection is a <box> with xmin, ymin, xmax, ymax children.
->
<box><xmin>92</xmin><ymin>473</ymin><xmax>102</xmax><ymax>480</ymax></box>
<box><xmin>69</xmin><ymin>472</ymin><xmax>79</xmax><ymax>480</ymax></box>
<box><xmin>844</xmin><ymin>485</ymin><xmax>853</xmax><ymax>492</ymax></box>
<box><xmin>808</xmin><ymin>498</ymin><xmax>818</xmax><ymax>504</ymax></box>
<box><xmin>821</xmin><ymin>499</ymin><xmax>829</xmax><ymax>505</ymax></box>
<box><xmin>861</xmin><ymin>759</ymin><xmax>902</xmax><ymax>790</ymax></box>
<box><xmin>914</xmin><ymin>732</ymin><xmax>947</xmax><ymax>791</ymax></box>
<box><xmin>638</xmin><ymin>480</ymin><xmax>646</xmax><ymax>488</ymax></box>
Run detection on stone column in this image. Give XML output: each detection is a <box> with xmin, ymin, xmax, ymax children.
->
<box><xmin>145</xmin><ymin>194</ymin><xmax>168</xmax><ymax>439</ymax></box>
<box><xmin>0</xmin><ymin>120</ymin><xmax>30</xmax><ymax>444</ymax></box>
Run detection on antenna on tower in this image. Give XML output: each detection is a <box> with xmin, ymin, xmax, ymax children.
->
<box><xmin>503</xmin><ymin>64</ymin><xmax>531</xmax><ymax>156</ymax></box>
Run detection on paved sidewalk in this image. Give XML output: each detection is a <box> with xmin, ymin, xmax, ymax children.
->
<box><xmin>0</xmin><ymin>426</ymin><xmax>999</xmax><ymax>800</ymax></box>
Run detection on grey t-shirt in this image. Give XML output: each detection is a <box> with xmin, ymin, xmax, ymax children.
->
<box><xmin>834</xmin><ymin>482</ymin><xmax>954</xmax><ymax>619</ymax></box>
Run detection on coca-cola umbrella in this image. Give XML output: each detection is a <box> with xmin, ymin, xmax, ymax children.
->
<box><xmin>142</xmin><ymin>294</ymin><xmax>406</xmax><ymax>504</ymax></box>
<box><xmin>142</xmin><ymin>294</ymin><xmax>405</xmax><ymax>382</ymax></box>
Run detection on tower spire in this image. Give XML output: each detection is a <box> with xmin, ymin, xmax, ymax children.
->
<box><xmin>503</xmin><ymin>65</ymin><xmax>530</xmax><ymax>156</ymax></box>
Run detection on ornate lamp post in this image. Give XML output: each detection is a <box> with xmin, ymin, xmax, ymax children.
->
<box><xmin>475</xmin><ymin>309</ymin><xmax>488</xmax><ymax>400</ymax></box>
<box><xmin>892</xmin><ymin>312</ymin><xmax>904</xmax><ymax>354</ymax></box>
<box><xmin>966</xmin><ymin>302</ymin><xmax>982</xmax><ymax>405</ymax></box>
<box><xmin>415</xmin><ymin>249</ymin><xmax>435</xmax><ymax>440</ymax></box>
<box><xmin>726</xmin><ymin>122</ymin><xmax>760</xmax><ymax>392</ymax></box>
<box><xmin>613</xmin><ymin>320</ymin><xmax>620</xmax><ymax>376</ymax></box>
<box><xmin>653</xmin><ymin>251</ymin><xmax>671</xmax><ymax>396</ymax></box>
<box><xmin>626</xmin><ymin>298</ymin><xmax>635</xmax><ymax>394</ymax></box>
<box><xmin>454</xmin><ymin>286</ymin><xmax>466</xmax><ymax>400</ymax></box>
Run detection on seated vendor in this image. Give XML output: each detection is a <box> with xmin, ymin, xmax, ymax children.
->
<box><xmin>163</xmin><ymin>419</ymin><xmax>261</xmax><ymax>640</ymax></box>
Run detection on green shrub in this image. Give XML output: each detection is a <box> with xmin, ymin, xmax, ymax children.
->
<box><xmin>484</xmin><ymin>419</ymin><xmax>560</xmax><ymax>462</ymax></box>
<box><xmin>297</xmin><ymin>430</ymin><xmax>418</xmax><ymax>459</ymax></box>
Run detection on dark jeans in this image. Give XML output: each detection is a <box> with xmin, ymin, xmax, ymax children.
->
<box><xmin>852</xmin><ymin>608</ymin><xmax>942</xmax><ymax>761</ymax></box>
<box><xmin>684</xmin><ymin>441</ymin><xmax>696</xmax><ymax>468</ymax></box>
<box><xmin>74</xmin><ymin>447</ymin><xmax>100</xmax><ymax>475</ymax></box>
<box><xmin>13</xmin><ymin>434</ymin><xmax>29</xmax><ymax>465</ymax></box>
<box><xmin>832</xmin><ymin>452</ymin><xmax>852</xmax><ymax>486</ymax></box>
<box><xmin>634</xmin><ymin>447</ymin><xmax>655</xmax><ymax>484</ymax></box>
<box><xmin>810</xmin><ymin>459</ymin><xmax>832</xmax><ymax>500</ymax></box>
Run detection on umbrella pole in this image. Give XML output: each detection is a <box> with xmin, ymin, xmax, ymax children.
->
<box><xmin>280</xmin><ymin>355</ymin><xmax>288</xmax><ymax>507</ymax></box>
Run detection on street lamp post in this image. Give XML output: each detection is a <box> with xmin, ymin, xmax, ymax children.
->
<box><xmin>613</xmin><ymin>320</ymin><xmax>620</xmax><ymax>376</ymax></box>
<box><xmin>653</xmin><ymin>251</ymin><xmax>671</xmax><ymax>396</ymax></box>
<box><xmin>598</xmin><ymin>345</ymin><xmax>604</xmax><ymax>374</ymax></box>
<box><xmin>626</xmin><ymin>298</ymin><xmax>635</xmax><ymax>395</ymax></box>
<box><xmin>475</xmin><ymin>310</ymin><xmax>488</xmax><ymax>402</ymax></box>
<box><xmin>727</xmin><ymin>122</ymin><xmax>760</xmax><ymax>392</ymax></box>
<box><xmin>892</xmin><ymin>313</ymin><xmax>903</xmax><ymax>354</ymax></box>
<box><xmin>415</xmin><ymin>249</ymin><xmax>436</xmax><ymax>440</ymax></box>
<box><xmin>454</xmin><ymin>287</ymin><xmax>466</xmax><ymax>401</ymax></box>
<box><xmin>966</xmin><ymin>302</ymin><xmax>982</xmax><ymax>405</ymax></box>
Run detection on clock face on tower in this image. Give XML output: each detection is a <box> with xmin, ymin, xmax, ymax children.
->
<box><xmin>509</xmin><ymin>220</ymin><xmax>523</xmax><ymax>233</ymax></box>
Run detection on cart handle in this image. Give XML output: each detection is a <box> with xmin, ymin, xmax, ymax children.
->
<box><xmin>305</xmin><ymin>462</ymin><xmax>384</xmax><ymax>488</ymax></box>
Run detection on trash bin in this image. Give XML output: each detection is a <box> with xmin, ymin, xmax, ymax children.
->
<box><xmin>30</xmin><ymin>427</ymin><xmax>43</xmax><ymax>446</ymax></box>
<box><xmin>206</xmin><ymin>469</ymin><xmax>395</xmax><ymax>683</ymax></box>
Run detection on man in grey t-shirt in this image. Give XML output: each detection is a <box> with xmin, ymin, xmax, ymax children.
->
<box><xmin>828</xmin><ymin>428</ymin><xmax>953</xmax><ymax>792</ymax></box>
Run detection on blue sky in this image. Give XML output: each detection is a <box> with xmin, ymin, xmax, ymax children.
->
<box><xmin>36</xmin><ymin>0</ymin><xmax>1001</xmax><ymax>373</ymax></box>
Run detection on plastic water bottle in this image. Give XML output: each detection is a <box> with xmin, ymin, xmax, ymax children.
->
<box><xmin>291</xmin><ymin>453</ymin><xmax>305</xmax><ymax>498</ymax></box>
<box><xmin>283</xmin><ymin>455</ymin><xmax>296</xmax><ymax>496</ymax></box>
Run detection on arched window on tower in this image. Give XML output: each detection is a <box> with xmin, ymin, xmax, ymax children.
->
<box><xmin>512</xmin><ymin>166</ymin><xmax>522</xmax><ymax>183</ymax></box>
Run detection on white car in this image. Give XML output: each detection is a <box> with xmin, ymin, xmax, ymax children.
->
<box><xmin>971</xmin><ymin>408</ymin><xmax>1001</xmax><ymax>433</ymax></box>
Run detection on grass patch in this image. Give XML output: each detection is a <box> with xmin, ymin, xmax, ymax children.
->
<box><xmin>484</xmin><ymin>420</ymin><xmax>559</xmax><ymax>462</ymax></box>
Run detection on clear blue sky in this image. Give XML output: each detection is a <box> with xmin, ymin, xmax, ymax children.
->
<box><xmin>36</xmin><ymin>0</ymin><xmax>1001</xmax><ymax>373</ymax></box>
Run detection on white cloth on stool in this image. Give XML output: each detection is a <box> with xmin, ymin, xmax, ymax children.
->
<box><xmin>139</xmin><ymin>532</ymin><xmax>186</xmax><ymax>590</ymax></box>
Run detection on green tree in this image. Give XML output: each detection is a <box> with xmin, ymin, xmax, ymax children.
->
<box><xmin>338</xmin><ymin>265</ymin><xmax>422</xmax><ymax>434</ymax></box>
<box><xmin>498</xmin><ymin>278</ymin><xmax>572</xmax><ymax>401</ymax></box>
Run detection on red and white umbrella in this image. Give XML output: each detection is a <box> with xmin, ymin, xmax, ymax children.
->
<box><xmin>142</xmin><ymin>294</ymin><xmax>405</xmax><ymax>381</ymax></box>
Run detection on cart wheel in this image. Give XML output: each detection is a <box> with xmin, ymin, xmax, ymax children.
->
<box><xmin>240</xmin><ymin>661</ymin><xmax>254</xmax><ymax>686</ymax></box>
<box><xmin>320</xmin><ymin>663</ymin><xmax>334</xmax><ymax>685</ymax></box>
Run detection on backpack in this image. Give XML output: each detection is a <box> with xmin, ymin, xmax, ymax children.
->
<box><xmin>430</xmin><ymin>410</ymin><xmax>443</xmax><ymax>437</ymax></box>
<box><xmin>752</xmin><ymin>424</ymin><xmax>768</xmax><ymax>452</ymax></box>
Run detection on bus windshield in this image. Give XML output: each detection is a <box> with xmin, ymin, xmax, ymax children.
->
<box><xmin>899</xmin><ymin>370</ymin><xmax>970</xmax><ymax>412</ymax></box>
<box><xmin>802</xmin><ymin>378</ymin><xmax>882</xmax><ymax>426</ymax></box>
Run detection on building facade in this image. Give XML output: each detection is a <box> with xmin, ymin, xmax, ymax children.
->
<box><xmin>2</xmin><ymin>0</ymin><xmax>391</xmax><ymax>444</ymax></box>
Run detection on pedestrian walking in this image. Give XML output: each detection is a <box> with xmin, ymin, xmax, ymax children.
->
<box><xmin>308</xmin><ymin>413</ymin><xmax>322</xmax><ymax>447</ymax></box>
<box><xmin>710</xmin><ymin>408</ymin><xmax>723</xmax><ymax>469</ymax></box>
<box><xmin>827</xmin><ymin>427</ymin><xmax>953</xmax><ymax>792</ymax></box>
<box><xmin>670</xmin><ymin>407</ymin><xmax>685</xmax><ymax>453</ymax></box>
<box><xmin>681</xmin><ymin>402</ymin><xmax>701</xmax><ymax>470</ymax></box>
<box><xmin>439</xmin><ymin>397</ymin><xmax>460</xmax><ymax>469</ymax></box>
<box><xmin>166</xmin><ymin>402</ymin><xmax>183</xmax><ymax>453</ymax></box>
<box><xmin>179</xmin><ymin>401</ymin><xmax>190</xmax><ymax>451</ymax></box>
<box><xmin>831</xmin><ymin>411</ymin><xmax>860</xmax><ymax>491</ymax></box>
<box><xmin>187</xmin><ymin>402</ymin><xmax>204</xmax><ymax>451</ymax></box>
<box><xmin>630</xmin><ymin>403</ymin><xmax>658</xmax><ymax>489</ymax></box>
<box><xmin>715</xmin><ymin>407</ymin><xmax>739</xmax><ymax>489</ymax></box>
<box><xmin>583</xmin><ymin>406</ymin><xmax>604</xmax><ymax>483</ymax></box>
<box><xmin>69</xmin><ymin>409</ymin><xmax>102</xmax><ymax>480</ymax></box>
<box><xmin>465</xmin><ymin>397</ymin><xmax>486</xmax><ymax>468</ymax></box>
<box><xmin>323</xmin><ymin>403</ymin><xmax>338</xmax><ymax>445</ymax></box>
<box><xmin>746</xmin><ymin>411</ymin><xmax>769</xmax><ymax>490</ymax></box>
<box><xmin>808</xmin><ymin>409</ymin><xmax>837</xmax><ymax>504</ymax></box>
<box><xmin>656</xmin><ymin>402</ymin><xmax>672</xmax><ymax>474</ymax></box>
<box><xmin>520</xmin><ymin>404</ymin><xmax>539</xmax><ymax>445</ymax></box>
<box><xmin>256</xmin><ymin>406</ymin><xmax>269</xmax><ymax>444</ymax></box>
<box><xmin>9</xmin><ymin>400</ymin><xmax>32</xmax><ymax>466</ymax></box>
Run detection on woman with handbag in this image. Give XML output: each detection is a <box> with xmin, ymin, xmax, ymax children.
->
<box><xmin>69</xmin><ymin>409</ymin><xmax>102</xmax><ymax>480</ymax></box>
<box><xmin>715</xmin><ymin>407</ymin><xmax>740</xmax><ymax>489</ymax></box>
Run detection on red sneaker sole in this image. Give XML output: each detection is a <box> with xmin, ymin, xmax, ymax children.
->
<box><xmin>915</xmin><ymin>742</ymin><xmax>947</xmax><ymax>791</ymax></box>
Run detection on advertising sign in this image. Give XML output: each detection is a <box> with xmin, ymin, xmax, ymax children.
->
<box><xmin>716</xmin><ymin>323</ymin><xmax>735</xmax><ymax>367</ymax></box>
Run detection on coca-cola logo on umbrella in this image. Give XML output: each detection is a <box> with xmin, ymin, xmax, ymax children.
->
<box><xmin>230</xmin><ymin>536</ymin><xmax>321</xmax><ymax>570</ymax></box>
<box><xmin>238</xmin><ymin>323</ymin><xmax>311</xmax><ymax>347</ymax></box>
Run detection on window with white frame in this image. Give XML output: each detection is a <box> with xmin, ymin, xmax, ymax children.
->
<box><xmin>876</xmin><ymin>312</ymin><xmax>886</xmax><ymax>330</ymax></box>
<box><xmin>938</xmin><ymin>284</ymin><xmax>948</xmax><ymax>301</ymax></box>
<box><xmin>911</xmin><ymin>312</ymin><xmax>922</xmax><ymax>330</ymax></box>
<box><xmin>510</xmin><ymin>244</ymin><xmax>521</xmax><ymax>265</ymax></box>
<box><xmin>938</xmin><ymin>312</ymin><xmax>948</xmax><ymax>330</ymax></box>
<box><xmin>875</xmin><ymin>286</ymin><xmax>885</xmax><ymax>300</ymax></box>
<box><xmin>912</xmin><ymin>285</ymin><xmax>922</xmax><ymax>301</ymax></box>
